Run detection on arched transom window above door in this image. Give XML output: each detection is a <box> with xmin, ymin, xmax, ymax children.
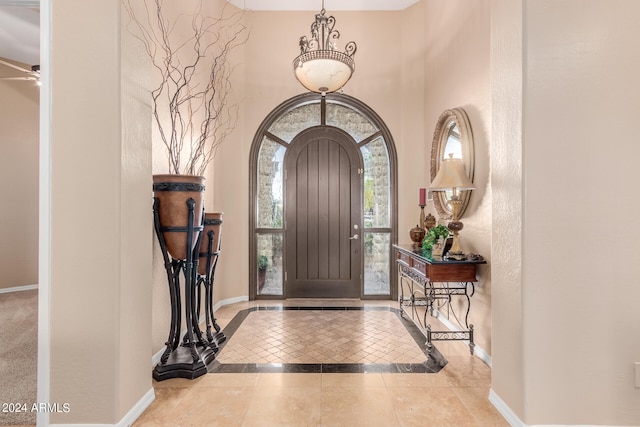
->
<box><xmin>249</xmin><ymin>93</ymin><xmax>397</xmax><ymax>300</ymax></box>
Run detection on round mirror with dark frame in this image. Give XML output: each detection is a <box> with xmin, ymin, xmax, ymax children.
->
<box><xmin>430</xmin><ymin>108</ymin><xmax>475</xmax><ymax>220</ymax></box>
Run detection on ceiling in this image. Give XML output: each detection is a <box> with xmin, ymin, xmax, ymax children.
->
<box><xmin>229</xmin><ymin>0</ymin><xmax>419</xmax><ymax>11</ymax></box>
<box><xmin>0</xmin><ymin>2</ymin><xmax>39</xmax><ymax>69</ymax></box>
<box><xmin>0</xmin><ymin>0</ymin><xmax>417</xmax><ymax>75</ymax></box>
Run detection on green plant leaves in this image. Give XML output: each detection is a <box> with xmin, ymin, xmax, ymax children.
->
<box><xmin>422</xmin><ymin>224</ymin><xmax>449</xmax><ymax>251</ymax></box>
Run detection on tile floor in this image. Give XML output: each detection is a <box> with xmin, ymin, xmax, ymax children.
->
<box><xmin>215</xmin><ymin>308</ymin><xmax>427</xmax><ymax>366</ymax></box>
<box><xmin>134</xmin><ymin>299</ymin><xmax>509</xmax><ymax>426</ymax></box>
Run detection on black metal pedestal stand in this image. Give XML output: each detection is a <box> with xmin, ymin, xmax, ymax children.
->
<box><xmin>152</xmin><ymin>198</ymin><xmax>217</xmax><ymax>381</ymax></box>
<box><xmin>195</xmin><ymin>218</ymin><xmax>226</xmax><ymax>348</ymax></box>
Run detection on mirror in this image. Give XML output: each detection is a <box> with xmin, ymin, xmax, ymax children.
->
<box><xmin>430</xmin><ymin>108</ymin><xmax>475</xmax><ymax>220</ymax></box>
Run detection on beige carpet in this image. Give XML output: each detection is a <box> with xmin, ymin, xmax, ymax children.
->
<box><xmin>0</xmin><ymin>289</ymin><xmax>37</xmax><ymax>426</ymax></box>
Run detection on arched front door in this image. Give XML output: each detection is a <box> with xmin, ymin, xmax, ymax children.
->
<box><xmin>249</xmin><ymin>93</ymin><xmax>397</xmax><ymax>300</ymax></box>
<box><xmin>285</xmin><ymin>127</ymin><xmax>363</xmax><ymax>298</ymax></box>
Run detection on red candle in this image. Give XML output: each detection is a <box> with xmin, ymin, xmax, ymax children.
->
<box><xmin>419</xmin><ymin>188</ymin><xmax>426</xmax><ymax>205</ymax></box>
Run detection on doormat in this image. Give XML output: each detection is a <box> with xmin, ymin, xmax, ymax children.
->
<box><xmin>208</xmin><ymin>307</ymin><xmax>447</xmax><ymax>374</ymax></box>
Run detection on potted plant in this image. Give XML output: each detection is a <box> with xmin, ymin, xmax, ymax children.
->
<box><xmin>124</xmin><ymin>0</ymin><xmax>248</xmax><ymax>260</ymax></box>
<box><xmin>422</xmin><ymin>224</ymin><xmax>450</xmax><ymax>253</ymax></box>
<box><xmin>257</xmin><ymin>255</ymin><xmax>269</xmax><ymax>291</ymax></box>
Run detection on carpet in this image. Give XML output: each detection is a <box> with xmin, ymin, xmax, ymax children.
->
<box><xmin>0</xmin><ymin>289</ymin><xmax>37</xmax><ymax>426</ymax></box>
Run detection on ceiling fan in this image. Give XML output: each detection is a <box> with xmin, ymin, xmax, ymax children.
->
<box><xmin>0</xmin><ymin>58</ymin><xmax>40</xmax><ymax>83</ymax></box>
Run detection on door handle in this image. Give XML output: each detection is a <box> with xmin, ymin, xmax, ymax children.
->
<box><xmin>349</xmin><ymin>234</ymin><xmax>359</xmax><ymax>240</ymax></box>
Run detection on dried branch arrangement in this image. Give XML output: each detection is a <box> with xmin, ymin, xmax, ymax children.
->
<box><xmin>124</xmin><ymin>0</ymin><xmax>249</xmax><ymax>175</ymax></box>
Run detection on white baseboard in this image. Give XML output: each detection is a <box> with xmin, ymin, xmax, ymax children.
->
<box><xmin>432</xmin><ymin>309</ymin><xmax>492</xmax><ymax>367</ymax></box>
<box><xmin>117</xmin><ymin>387</ymin><xmax>155</xmax><ymax>427</ymax></box>
<box><xmin>488</xmin><ymin>388</ymin><xmax>630</xmax><ymax>427</ymax></box>
<box><xmin>489</xmin><ymin>388</ymin><xmax>524</xmax><ymax>427</ymax></box>
<box><xmin>151</xmin><ymin>345</ymin><xmax>165</xmax><ymax>367</ymax></box>
<box><xmin>0</xmin><ymin>284</ymin><xmax>38</xmax><ymax>294</ymax></box>
<box><xmin>49</xmin><ymin>387</ymin><xmax>155</xmax><ymax>427</ymax></box>
<box><xmin>213</xmin><ymin>295</ymin><xmax>249</xmax><ymax>312</ymax></box>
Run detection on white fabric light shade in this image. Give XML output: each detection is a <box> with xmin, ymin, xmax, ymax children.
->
<box><xmin>430</xmin><ymin>156</ymin><xmax>475</xmax><ymax>191</ymax></box>
<box><xmin>293</xmin><ymin>50</ymin><xmax>355</xmax><ymax>93</ymax></box>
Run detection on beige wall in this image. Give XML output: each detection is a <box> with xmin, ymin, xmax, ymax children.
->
<box><xmin>422</xmin><ymin>0</ymin><xmax>492</xmax><ymax>354</ymax></box>
<box><xmin>48</xmin><ymin>0</ymin><xmax>153</xmax><ymax>423</ymax></box>
<box><xmin>490</xmin><ymin>0</ymin><xmax>526</xmax><ymax>419</ymax></box>
<box><xmin>492</xmin><ymin>0</ymin><xmax>640</xmax><ymax>425</ymax></box>
<box><xmin>119</xmin><ymin>3</ymin><xmax>155</xmax><ymax>421</ymax></box>
<box><xmin>398</xmin><ymin>1</ymin><xmax>426</xmax><ymax>246</ymax></box>
<box><xmin>522</xmin><ymin>0</ymin><xmax>640</xmax><ymax>424</ymax></box>
<box><xmin>0</xmin><ymin>67</ymin><xmax>39</xmax><ymax>289</ymax></box>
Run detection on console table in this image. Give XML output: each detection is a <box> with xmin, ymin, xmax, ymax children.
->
<box><xmin>393</xmin><ymin>244</ymin><xmax>486</xmax><ymax>355</ymax></box>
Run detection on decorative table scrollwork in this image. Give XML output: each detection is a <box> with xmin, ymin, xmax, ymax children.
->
<box><xmin>394</xmin><ymin>244</ymin><xmax>486</xmax><ymax>355</ymax></box>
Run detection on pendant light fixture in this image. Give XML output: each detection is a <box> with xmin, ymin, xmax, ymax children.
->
<box><xmin>292</xmin><ymin>0</ymin><xmax>357</xmax><ymax>95</ymax></box>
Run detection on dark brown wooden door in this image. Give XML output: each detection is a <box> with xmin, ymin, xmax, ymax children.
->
<box><xmin>285</xmin><ymin>127</ymin><xmax>362</xmax><ymax>298</ymax></box>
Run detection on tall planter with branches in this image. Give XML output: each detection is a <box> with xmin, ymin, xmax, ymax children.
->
<box><xmin>125</xmin><ymin>0</ymin><xmax>248</xmax><ymax>259</ymax></box>
<box><xmin>124</xmin><ymin>0</ymin><xmax>248</xmax><ymax>380</ymax></box>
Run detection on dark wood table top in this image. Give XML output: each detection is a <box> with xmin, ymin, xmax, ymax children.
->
<box><xmin>393</xmin><ymin>244</ymin><xmax>487</xmax><ymax>265</ymax></box>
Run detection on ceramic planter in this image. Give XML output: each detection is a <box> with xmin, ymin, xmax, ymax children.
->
<box><xmin>198</xmin><ymin>212</ymin><xmax>223</xmax><ymax>276</ymax></box>
<box><xmin>152</xmin><ymin>174</ymin><xmax>205</xmax><ymax>260</ymax></box>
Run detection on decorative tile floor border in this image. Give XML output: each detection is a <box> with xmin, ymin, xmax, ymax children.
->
<box><xmin>207</xmin><ymin>306</ymin><xmax>447</xmax><ymax>374</ymax></box>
